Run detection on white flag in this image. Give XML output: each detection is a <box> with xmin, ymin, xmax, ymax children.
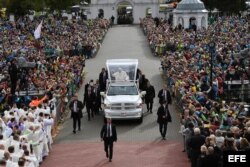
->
<box><xmin>34</xmin><ymin>20</ymin><xmax>43</xmax><ymax>39</ymax></box>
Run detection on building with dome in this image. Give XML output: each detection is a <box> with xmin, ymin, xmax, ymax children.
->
<box><xmin>172</xmin><ymin>0</ymin><xmax>208</xmax><ymax>30</ymax></box>
<box><xmin>87</xmin><ymin>0</ymin><xmax>159</xmax><ymax>24</ymax></box>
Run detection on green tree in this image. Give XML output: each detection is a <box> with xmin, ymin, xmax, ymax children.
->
<box><xmin>202</xmin><ymin>0</ymin><xmax>247</xmax><ymax>14</ymax></box>
<box><xmin>201</xmin><ymin>0</ymin><xmax>217</xmax><ymax>11</ymax></box>
<box><xmin>6</xmin><ymin>0</ymin><xmax>34</xmax><ymax>15</ymax></box>
<box><xmin>5</xmin><ymin>0</ymin><xmax>81</xmax><ymax>15</ymax></box>
<box><xmin>45</xmin><ymin>0</ymin><xmax>81</xmax><ymax>11</ymax></box>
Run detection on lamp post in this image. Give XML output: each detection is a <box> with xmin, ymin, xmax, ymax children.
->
<box><xmin>208</xmin><ymin>41</ymin><xmax>216</xmax><ymax>98</ymax></box>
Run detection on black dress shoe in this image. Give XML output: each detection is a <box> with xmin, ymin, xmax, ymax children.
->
<box><xmin>109</xmin><ymin>159</ymin><xmax>112</xmax><ymax>162</ymax></box>
<box><xmin>73</xmin><ymin>130</ymin><xmax>76</xmax><ymax>134</ymax></box>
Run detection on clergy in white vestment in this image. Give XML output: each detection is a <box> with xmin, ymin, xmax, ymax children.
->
<box><xmin>0</xmin><ymin>144</ymin><xmax>5</xmax><ymax>159</ymax></box>
<box><xmin>10</xmin><ymin>135</ymin><xmax>21</xmax><ymax>154</ymax></box>
<box><xmin>0</xmin><ymin>134</ymin><xmax>10</xmax><ymax>150</ymax></box>
<box><xmin>24</xmin><ymin>150</ymin><xmax>38</xmax><ymax>167</ymax></box>
<box><xmin>27</xmin><ymin>126</ymin><xmax>42</xmax><ymax>163</ymax></box>
<box><xmin>112</xmin><ymin>68</ymin><xmax>129</xmax><ymax>81</ymax></box>
<box><xmin>43</xmin><ymin>112</ymin><xmax>54</xmax><ymax>149</ymax></box>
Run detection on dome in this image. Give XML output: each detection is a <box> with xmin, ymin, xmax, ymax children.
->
<box><xmin>176</xmin><ymin>0</ymin><xmax>206</xmax><ymax>10</ymax></box>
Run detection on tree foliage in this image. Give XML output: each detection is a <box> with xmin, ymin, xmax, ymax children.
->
<box><xmin>44</xmin><ymin>0</ymin><xmax>80</xmax><ymax>11</ymax></box>
<box><xmin>202</xmin><ymin>0</ymin><xmax>247</xmax><ymax>13</ymax></box>
<box><xmin>6</xmin><ymin>0</ymin><xmax>34</xmax><ymax>15</ymax></box>
<box><xmin>5</xmin><ymin>0</ymin><xmax>81</xmax><ymax>15</ymax></box>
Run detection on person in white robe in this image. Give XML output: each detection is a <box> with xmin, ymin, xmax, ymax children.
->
<box><xmin>112</xmin><ymin>68</ymin><xmax>129</xmax><ymax>81</ymax></box>
<box><xmin>43</xmin><ymin>112</ymin><xmax>54</xmax><ymax>150</ymax></box>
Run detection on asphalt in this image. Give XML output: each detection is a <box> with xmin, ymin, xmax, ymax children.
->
<box><xmin>41</xmin><ymin>25</ymin><xmax>187</xmax><ymax>167</ymax></box>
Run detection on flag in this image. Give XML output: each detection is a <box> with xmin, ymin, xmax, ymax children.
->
<box><xmin>34</xmin><ymin>20</ymin><xmax>43</xmax><ymax>39</ymax></box>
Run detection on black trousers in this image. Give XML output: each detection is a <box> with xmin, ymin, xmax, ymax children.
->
<box><xmin>146</xmin><ymin>101</ymin><xmax>153</xmax><ymax>111</ymax></box>
<box><xmin>104</xmin><ymin>138</ymin><xmax>113</xmax><ymax>160</ymax></box>
<box><xmin>159</xmin><ymin>122</ymin><xmax>168</xmax><ymax>137</ymax></box>
<box><xmin>86</xmin><ymin>106</ymin><xmax>94</xmax><ymax>120</ymax></box>
<box><xmin>72</xmin><ymin>114</ymin><xmax>81</xmax><ymax>131</ymax></box>
<box><xmin>190</xmin><ymin>151</ymin><xmax>199</xmax><ymax>167</ymax></box>
<box><xmin>10</xmin><ymin>80</ymin><xmax>17</xmax><ymax>95</ymax></box>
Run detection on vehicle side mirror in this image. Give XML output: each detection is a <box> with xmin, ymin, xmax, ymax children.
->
<box><xmin>141</xmin><ymin>91</ymin><xmax>146</xmax><ymax>96</ymax></box>
<box><xmin>100</xmin><ymin>92</ymin><xmax>105</xmax><ymax>97</ymax></box>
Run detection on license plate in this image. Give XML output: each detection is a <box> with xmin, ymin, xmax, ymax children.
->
<box><xmin>121</xmin><ymin>112</ymin><xmax>127</xmax><ymax>116</ymax></box>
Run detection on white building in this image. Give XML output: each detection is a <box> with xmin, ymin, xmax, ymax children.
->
<box><xmin>173</xmin><ymin>0</ymin><xmax>208</xmax><ymax>29</ymax></box>
<box><xmin>87</xmin><ymin>0</ymin><xmax>160</xmax><ymax>24</ymax></box>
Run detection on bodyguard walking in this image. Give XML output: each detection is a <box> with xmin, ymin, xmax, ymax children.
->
<box><xmin>157</xmin><ymin>101</ymin><xmax>172</xmax><ymax>140</ymax></box>
<box><xmin>99</xmin><ymin>68</ymin><xmax>108</xmax><ymax>92</ymax></box>
<box><xmin>145</xmin><ymin>80</ymin><xmax>155</xmax><ymax>113</ymax></box>
<box><xmin>93</xmin><ymin>79</ymin><xmax>102</xmax><ymax>114</ymax></box>
<box><xmin>158</xmin><ymin>84</ymin><xmax>172</xmax><ymax>107</ymax></box>
<box><xmin>83</xmin><ymin>86</ymin><xmax>96</xmax><ymax>121</ymax></box>
<box><xmin>69</xmin><ymin>94</ymin><xmax>83</xmax><ymax>134</ymax></box>
<box><xmin>100</xmin><ymin>118</ymin><xmax>117</xmax><ymax>162</ymax></box>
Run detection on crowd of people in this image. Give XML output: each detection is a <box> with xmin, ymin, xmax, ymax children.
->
<box><xmin>141</xmin><ymin>16</ymin><xmax>250</xmax><ymax>167</ymax></box>
<box><xmin>0</xmin><ymin>15</ymin><xmax>110</xmax><ymax>166</ymax></box>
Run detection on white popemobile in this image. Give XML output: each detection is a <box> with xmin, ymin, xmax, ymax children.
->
<box><xmin>100</xmin><ymin>59</ymin><xmax>145</xmax><ymax>123</ymax></box>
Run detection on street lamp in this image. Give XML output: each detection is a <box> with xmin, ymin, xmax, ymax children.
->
<box><xmin>208</xmin><ymin>41</ymin><xmax>216</xmax><ymax>97</ymax></box>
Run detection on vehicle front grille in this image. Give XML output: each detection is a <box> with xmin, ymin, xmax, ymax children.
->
<box><xmin>110</xmin><ymin>103</ymin><xmax>136</xmax><ymax>110</ymax></box>
<box><xmin>111</xmin><ymin>106</ymin><xmax>122</xmax><ymax>110</ymax></box>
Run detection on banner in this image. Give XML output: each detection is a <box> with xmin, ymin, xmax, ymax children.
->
<box><xmin>34</xmin><ymin>20</ymin><xmax>43</xmax><ymax>39</ymax></box>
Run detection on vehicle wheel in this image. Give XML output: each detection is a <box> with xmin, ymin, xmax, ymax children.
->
<box><xmin>138</xmin><ymin>116</ymin><xmax>143</xmax><ymax>124</ymax></box>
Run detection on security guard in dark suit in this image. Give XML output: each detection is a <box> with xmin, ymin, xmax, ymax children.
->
<box><xmin>157</xmin><ymin>101</ymin><xmax>172</xmax><ymax>140</ymax></box>
<box><xmin>158</xmin><ymin>84</ymin><xmax>172</xmax><ymax>107</ymax></box>
<box><xmin>100</xmin><ymin>118</ymin><xmax>117</xmax><ymax>162</ymax></box>
<box><xmin>69</xmin><ymin>94</ymin><xmax>83</xmax><ymax>134</ymax></box>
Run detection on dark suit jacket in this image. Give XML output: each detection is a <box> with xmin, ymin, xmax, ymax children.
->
<box><xmin>93</xmin><ymin>85</ymin><xmax>101</xmax><ymax>106</ymax></box>
<box><xmin>84</xmin><ymin>83</ymin><xmax>94</xmax><ymax>93</ymax></box>
<box><xmin>188</xmin><ymin>134</ymin><xmax>205</xmax><ymax>153</ymax></box>
<box><xmin>99</xmin><ymin>71</ymin><xmax>108</xmax><ymax>91</ymax></box>
<box><xmin>158</xmin><ymin>89</ymin><xmax>172</xmax><ymax>104</ymax></box>
<box><xmin>157</xmin><ymin>105</ymin><xmax>172</xmax><ymax>124</ymax></box>
<box><xmin>139</xmin><ymin>77</ymin><xmax>147</xmax><ymax>91</ymax></box>
<box><xmin>69</xmin><ymin>100</ymin><xmax>83</xmax><ymax>118</ymax></box>
<box><xmin>145</xmin><ymin>85</ymin><xmax>155</xmax><ymax>102</ymax></box>
<box><xmin>100</xmin><ymin>124</ymin><xmax>117</xmax><ymax>142</ymax></box>
<box><xmin>83</xmin><ymin>91</ymin><xmax>96</xmax><ymax>108</ymax></box>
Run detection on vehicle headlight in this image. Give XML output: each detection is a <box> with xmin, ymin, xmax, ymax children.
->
<box><xmin>104</xmin><ymin>104</ymin><xmax>111</xmax><ymax>109</ymax></box>
<box><xmin>136</xmin><ymin>103</ymin><xmax>143</xmax><ymax>108</ymax></box>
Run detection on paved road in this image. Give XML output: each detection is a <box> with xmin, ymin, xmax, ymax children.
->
<box><xmin>42</xmin><ymin>25</ymin><xmax>188</xmax><ymax>167</ymax></box>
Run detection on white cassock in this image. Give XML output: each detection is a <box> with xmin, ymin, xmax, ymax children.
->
<box><xmin>3</xmin><ymin>125</ymin><xmax>13</xmax><ymax>139</ymax></box>
<box><xmin>34</xmin><ymin>108</ymin><xmax>45</xmax><ymax>117</ymax></box>
<box><xmin>112</xmin><ymin>71</ymin><xmax>129</xmax><ymax>81</ymax></box>
<box><xmin>49</xmin><ymin>98</ymin><xmax>57</xmax><ymax>117</ymax></box>
<box><xmin>40</xmin><ymin>124</ymin><xmax>49</xmax><ymax>157</ymax></box>
<box><xmin>25</xmin><ymin>155</ymin><xmax>38</xmax><ymax>167</ymax></box>
<box><xmin>0</xmin><ymin>150</ymin><xmax>5</xmax><ymax>159</ymax></box>
<box><xmin>10</xmin><ymin>152</ymin><xmax>22</xmax><ymax>163</ymax></box>
<box><xmin>18</xmin><ymin>108</ymin><xmax>27</xmax><ymax>118</ymax></box>
<box><xmin>0</xmin><ymin>138</ymin><xmax>10</xmax><ymax>150</ymax></box>
<box><xmin>6</xmin><ymin>160</ymin><xmax>18</xmax><ymax>167</ymax></box>
<box><xmin>43</xmin><ymin>118</ymin><xmax>54</xmax><ymax>149</ymax></box>
<box><xmin>28</xmin><ymin>129</ymin><xmax>42</xmax><ymax>163</ymax></box>
<box><xmin>10</xmin><ymin>139</ymin><xmax>21</xmax><ymax>153</ymax></box>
